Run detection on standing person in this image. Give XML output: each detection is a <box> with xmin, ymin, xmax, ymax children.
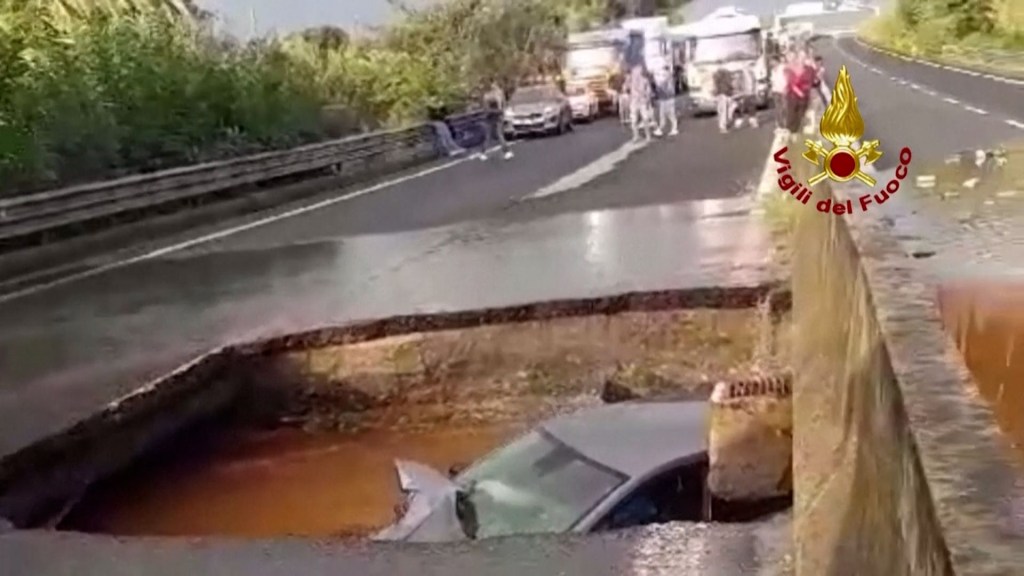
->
<box><xmin>770</xmin><ymin>54</ymin><xmax>788</xmax><ymax>134</ymax></box>
<box><xmin>653</xmin><ymin>65</ymin><xmax>679</xmax><ymax>137</ymax></box>
<box><xmin>619</xmin><ymin>82</ymin><xmax>631</xmax><ymax>125</ymax></box>
<box><xmin>783</xmin><ymin>49</ymin><xmax>814</xmax><ymax>134</ymax></box>
<box><xmin>475</xmin><ymin>81</ymin><xmax>513</xmax><ymax>161</ymax></box>
<box><xmin>712</xmin><ymin>65</ymin><xmax>734</xmax><ymax>134</ymax></box>
<box><xmin>647</xmin><ymin>68</ymin><xmax>660</xmax><ymax>130</ymax></box>
<box><xmin>812</xmin><ymin>54</ymin><xmax>830</xmax><ymax>108</ymax></box>
<box><xmin>628</xmin><ymin>64</ymin><xmax>654</xmax><ymax>142</ymax></box>
<box><xmin>731</xmin><ymin>66</ymin><xmax>759</xmax><ymax>129</ymax></box>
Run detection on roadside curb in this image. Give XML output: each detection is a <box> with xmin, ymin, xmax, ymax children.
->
<box><xmin>756</xmin><ymin>108</ymin><xmax>817</xmax><ymax>200</ymax></box>
<box><xmin>854</xmin><ymin>36</ymin><xmax>1024</xmax><ymax>86</ymax></box>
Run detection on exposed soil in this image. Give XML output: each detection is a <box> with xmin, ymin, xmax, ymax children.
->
<box><xmin>61</xmin><ymin>307</ymin><xmax>792</xmax><ymax>538</ymax></box>
<box><xmin>266</xmin><ymin>307</ymin><xmax>791</xmax><ymax>434</ymax></box>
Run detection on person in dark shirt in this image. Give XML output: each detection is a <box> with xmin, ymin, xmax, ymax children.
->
<box><xmin>712</xmin><ymin>67</ymin><xmax>734</xmax><ymax>134</ymax></box>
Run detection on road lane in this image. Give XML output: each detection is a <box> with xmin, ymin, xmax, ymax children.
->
<box><xmin>842</xmin><ymin>37</ymin><xmax>1024</xmax><ymax>124</ymax></box>
<box><xmin>819</xmin><ymin>37</ymin><xmax>1023</xmax><ymax>168</ymax></box>
<box><xmin>0</xmin><ymin>112</ymin><xmax>775</xmax><ymax>460</ymax></box>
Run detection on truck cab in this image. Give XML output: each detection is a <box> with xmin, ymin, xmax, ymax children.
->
<box><xmin>677</xmin><ymin>7</ymin><xmax>768</xmax><ymax>116</ymax></box>
<box><xmin>563</xmin><ymin>29</ymin><xmax>629</xmax><ymax>114</ymax></box>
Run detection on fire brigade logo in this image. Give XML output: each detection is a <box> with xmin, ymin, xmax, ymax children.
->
<box><xmin>802</xmin><ymin>66</ymin><xmax>881</xmax><ymax>187</ymax></box>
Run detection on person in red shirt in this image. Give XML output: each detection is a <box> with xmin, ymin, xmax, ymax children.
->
<box><xmin>783</xmin><ymin>48</ymin><xmax>815</xmax><ymax>134</ymax></box>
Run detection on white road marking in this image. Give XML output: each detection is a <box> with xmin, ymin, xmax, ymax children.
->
<box><xmin>0</xmin><ymin>143</ymin><xmax>516</xmax><ymax>304</ymax></box>
<box><xmin>832</xmin><ymin>37</ymin><xmax>1024</xmax><ymax>144</ymax></box>
<box><xmin>526</xmin><ymin>138</ymin><xmax>648</xmax><ymax>199</ymax></box>
<box><xmin>855</xmin><ymin>37</ymin><xmax>1024</xmax><ymax>86</ymax></box>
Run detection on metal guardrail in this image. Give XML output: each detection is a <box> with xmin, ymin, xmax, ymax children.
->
<box><xmin>0</xmin><ymin>111</ymin><xmax>490</xmax><ymax>252</ymax></box>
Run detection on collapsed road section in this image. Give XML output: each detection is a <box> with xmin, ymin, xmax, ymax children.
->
<box><xmin>0</xmin><ymin>286</ymin><xmax>793</xmax><ymax>549</ymax></box>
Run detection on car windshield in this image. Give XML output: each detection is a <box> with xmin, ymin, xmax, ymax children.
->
<box><xmin>510</xmin><ymin>87</ymin><xmax>560</xmax><ymax>105</ymax></box>
<box><xmin>454</xmin><ymin>430</ymin><xmax>626</xmax><ymax>538</ymax></box>
<box><xmin>692</xmin><ymin>32</ymin><xmax>760</xmax><ymax>64</ymax></box>
<box><xmin>566</xmin><ymin>86</ymin><xmax>588</xmax><ymax>97</ymax></box>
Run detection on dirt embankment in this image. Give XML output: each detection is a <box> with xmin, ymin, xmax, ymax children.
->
<box><xmin>242</xmin><ymin>307</ymin><xmax>792</xmax><ymax>434</ymax></box>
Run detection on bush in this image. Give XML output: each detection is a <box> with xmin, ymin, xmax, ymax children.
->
<box><xmin>0</xmin><ymin>0</ymin><xmax>572</xmax><ymax>194</ymax></box>
<box><xmin>865</xmin><ymin>0</ymin><xmax>1024</xmax><ymax>55</ymax></box>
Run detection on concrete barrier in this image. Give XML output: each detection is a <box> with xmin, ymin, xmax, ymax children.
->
<box><xmin>788</xmin><ymin>151</ymin><xmax>1024</xmax><ymax>574</ymax></box>
<box><xmin>708</xmin><ymin>375</ymin><xmax>793</xmax><ymax>502</ymax></box>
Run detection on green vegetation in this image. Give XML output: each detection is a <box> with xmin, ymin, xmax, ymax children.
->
<box><xmin>862</xmin><ymin>0</ymin><xmax>1024</xmax><ymax>70</ymax></box>
<box><xmin>2</xmin><ymin>0</ymin><xmax>692</xmax><ymax>195</ymax></box>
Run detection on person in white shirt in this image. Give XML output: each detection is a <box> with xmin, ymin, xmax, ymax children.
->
<box><xmin>769</xmin><ymin>54</ymin><xmax>788</xmax><ymax>133</ymax></box>
<box><xmin>628</xmin><ymin>64</ymin><xmax>654</xmax><ymax>142</ymax></box>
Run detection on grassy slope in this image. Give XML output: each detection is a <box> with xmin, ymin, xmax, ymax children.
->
<box><xmin>859</xmin><ymin>0</ymin><xmax>1024</xmax><ymax>78</ymax></box>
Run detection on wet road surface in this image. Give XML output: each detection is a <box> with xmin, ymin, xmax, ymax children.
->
<box><xmin>3</xmin><ymin>26</ymin><xmax>1021</xmax><ymax>576</ymax></box>
<box><xmin>0</xmin><ymin>116</ymin><xmax>774</xmax><ymax>461</ymax></box>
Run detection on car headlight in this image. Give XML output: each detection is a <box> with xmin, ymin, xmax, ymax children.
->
<box><xmin>544</xmin><ymin>106</ymin><xmax>556</xmax><ymax>116</ymax></box>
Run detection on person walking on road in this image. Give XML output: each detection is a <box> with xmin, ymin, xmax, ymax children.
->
<box><xmin>628</xmin><ymin>64</ymin><xmax>654</xmax><ymax>142</ymax></box>
<box><xmin>712</xmin><ymin>66</ymin><xmax>735</xmax><ymax>134</ymax></box>
<box><xmin>653</xmin><ymin>65</ymin><xmax>679</xmax><ymax>137</ymax></box>
<box><xmin>475</xmin><ymin>81</ymin><xmax>513</xmax><ymax>161</ymax></box>
<box><xmin>783</xmin><ymin>48</ymin><xmax>814</xmax><ymax>134</ymax></box>
<box><xmin>618</xmin><ymin>83</ymin><xmax>632</xmax><ymax>125</ymax></box>
<box><xmin>770</xmin><ymin>54</ymin><xmax>788</xmax><ymax>134</ymax></box>
<box><xmin>812</xmin><ymin>54</ymin><xmax>831</xmax><ymax>108</ymax></box>
<box><xmin>731</xmin><ymin>66</ymin><xmax>759</xmax><ymax>129</ymax></box>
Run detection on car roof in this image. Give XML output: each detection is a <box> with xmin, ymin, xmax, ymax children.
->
<box><xmin>540</xmin><ymin>401</ymin><xmax>709</xmax><ymax>479</ymax></box>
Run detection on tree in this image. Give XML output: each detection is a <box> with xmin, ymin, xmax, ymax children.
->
<box><xmin>298</xmin><ymin>26</ymin><xmax>350</xmax><ymax>52</ymax></box>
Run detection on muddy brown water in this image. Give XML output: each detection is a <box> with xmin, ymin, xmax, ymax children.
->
<box><xmin>60</xmin><ymin>308</ymin><xmax>790</xmax><ymax>538</ymax></box>
<box><xmin>939</xmin><ymin>282</ymin><xmax>1024</xmax><ymax>455</ymax></box>
<box><xmin>62</xmin><ymin>425</ymin><xmax>518</xmax><ymax>538</ymax></box>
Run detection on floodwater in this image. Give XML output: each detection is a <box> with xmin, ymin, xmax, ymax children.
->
<box><xmin>939</xmin><ymin>281</ymin><xmax>1024</xmax><ymax>454</ymax></box>
<box><xmin>61</xmin><ymin>425</ymin><xmax>515</xmax><ymax>538</ymax></box>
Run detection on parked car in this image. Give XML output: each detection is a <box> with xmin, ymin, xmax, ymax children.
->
<box><xmin>566</xmin><ymin>86</ymin><xmax>600</xmax><ymax>122</ymax></box>
<box><xmin>372</xmin><ymin>400</ymin><xmax>713</xmax><ymax>543</ymax></box>
<box><xmin>503</xmin><ymin>84</ymin><xmax>574</xmax><ymax>138</ymax></box>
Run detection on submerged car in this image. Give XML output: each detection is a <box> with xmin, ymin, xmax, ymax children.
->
<box><xmin>373</xmin><ymin>400</ymin><xmax>711</xmax><ymax>543</ymax></box>
<box><xmin>503</xmin><ymin>84</ymin><xmax>574</xmax><ymax>137</ymax></box>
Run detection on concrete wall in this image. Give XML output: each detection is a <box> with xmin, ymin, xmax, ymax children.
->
<box><xmin>789</xmin><ymin>162</ymin><xmax>1024</xmax><ymax>574</ymax></box>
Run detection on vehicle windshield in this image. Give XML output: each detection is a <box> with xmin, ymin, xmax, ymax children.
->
<box><xmin>691</xmin><ymin>31</ymin><xmax>760</xmax><ymax>64</ymax></box>
<box><xmin>566</xmin><ymin>85</ymin><xmax>589</xmax><ymax>97</ymax></box>
<box><xmin>455</xmin><ymin>430</ymin><xmax>626</xmax><ymax>538</ymax></box>
<box><xmin>566</xmin><ymin>45</ymin><xmax>618</xmax><ymax>75</ymax></box>
<box><xmin>510</xmin><ymin>87</ymin><xmax>561</xmax><ymax>105</ymax></box>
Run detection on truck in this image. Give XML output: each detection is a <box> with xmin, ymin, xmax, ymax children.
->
<box><xmin>562</xmin><ymin>29</ymin><xmax>630</xmax><ymax>115</ymax></box>
<box><xmin>620</xmin><ymin>16</ymin><xmax>680</xmax><ymax>85</ymax></box>
<box><xmin>676</xmin><ymin>7</ymin><xmax>769</xmax><ymax>116</ymax></box>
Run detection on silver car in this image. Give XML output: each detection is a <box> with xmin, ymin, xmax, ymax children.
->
<box><xmin>373</xmin><ymin>401</ymin><xmax>712</xmax><ymax>542</ymax></box>
<box><xmin>503</xmin><ymin>85</ymin><xmax>574</xmax><ymax>138</ymax></box>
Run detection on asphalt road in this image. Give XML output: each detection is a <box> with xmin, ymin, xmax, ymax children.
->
<box><xmin>3</xmin><ymin>31</ymin><xmax>1023</xmax><ymax>576</ymax></box>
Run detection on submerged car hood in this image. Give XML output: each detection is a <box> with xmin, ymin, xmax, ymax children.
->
<box><xmin>371</xmin><ymin>459</ymin><xmax>468</xmax><ymax>543</ymax></box>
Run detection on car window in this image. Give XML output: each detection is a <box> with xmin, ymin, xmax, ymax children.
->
<box><xmin>456</xmin><ymin>430</ymin><xmax>626</xmax><ymax>538</ymax></box>
<box><xmin>510</xmin><ymin>87</ymin><xmax>560</xmax><ymax>104</ymax></box>
<box><xmin>592</xmin><ymin>457</ymin><xmax>708</xmax><ymax>532</ymax></box>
